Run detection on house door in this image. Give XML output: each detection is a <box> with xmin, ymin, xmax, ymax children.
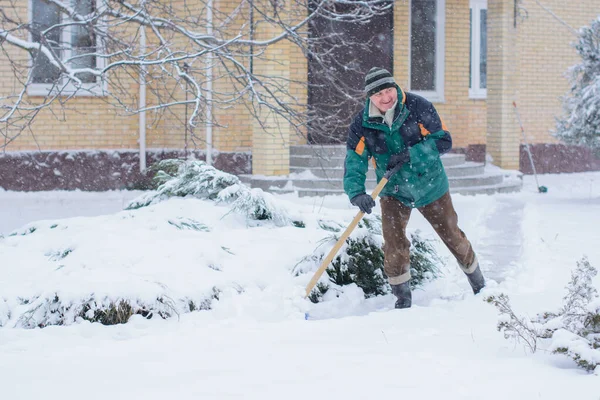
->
<box><xmin>307</xmin><ymin>2</ymin><xmax>394</xmax><ymax>144</ymax></box>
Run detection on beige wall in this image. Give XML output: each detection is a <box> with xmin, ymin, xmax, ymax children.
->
<box><xmin>0</xmin><ymin>2</ymin><xmax>140</xmax><ymax>151</ymax></box>
<box><xmin>439</xmin><ymin>0</ymin><xmax>487</xmax><ymax>148</ymax></box>
<box><xmin>1</xmin><ymin>0</ymin><xmax>307</xmax><ymax>156</ymax></box>
<box><xmin>144</xmin><ymin>0</ymin><xmax>254</xmax><ymax>152</ymax></box>
<box><xmin>394</xmin><ymin>0</ymin><xmax>487</xmax><ymax>150</ymax></box>
<box><xmin>485</xmin><ymin>0</ymin><xmax>596</xmax><ymax>169</ymax></box>
<box><xmin>2</xmin><ymin>0</ymin><xmax>597</xmax><ymax>171</ymax></box>
<box><xmin>516</xmin><ymin>0</ymin><xmax>597</xmax><ymax>144</ymax></box>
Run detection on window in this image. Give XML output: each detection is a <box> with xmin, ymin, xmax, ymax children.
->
<box><xmin>29</xmin><ymin>0</ymin><xmax>103</xmax><ymax>95</ymax></box>
<box><xmin>469</xmin><ymin>0</ymin><xmax>487</xmax><ymax>99</ymax></box>
<box><xmin>409</xmin><ymin>0</ymin><xmax>445</xmax><ymax>102</ymax></box>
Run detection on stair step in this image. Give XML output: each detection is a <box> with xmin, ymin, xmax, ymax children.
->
<box><xmin>449</xmin><ymin>173</ymin><xmax>505</xmax><ymax>188</ymax></box>
<box><xmin>290</xmin><ymin>155</ymin><xmax>345</xmax><ymax>169</ymax></box>
<box><xmin>363</xmin><ymin>174</ymin><xmax>505</xmax><ymax>190</ymax></box>
<box><xmin>289</xmin><ymin>152</ymin><xmax>466</xmax><ymax>169</ymax></box>
<box><xmin>445</xmin><ymin>162</ymin><xmax>485</xmax><ymax>177</ymax></box>
<box><xmin>450</xmin><ymin>180</ymin><xmax>523</xmax><ymax>195</ymax></box>
<box><xmin>291</xmin><ymin>145</ymin><xmax>466</xmax><ymax>167</ymax></box>
<box><xmin>241</xmin><ymin>172</ymin><xmax>517</xmax><ymax>194</ymax></box>
<box><xmin>290</xmin><ymin>145</ymin><xmax>347</xmax><ymax>158</ymax></box>
<box><xmin>269</xmin><ymin>179</ymin><xmax>523</xmax><ymax>198</ymax></box>
<box><xmin>289</xmin><ymin>161</ymin><xmax>484</xmax><ymax>179</ymax></box>
<box><xmin>242</xmin><ymin>146</ymin><xmax>522</xmax><ymax>196</ymax></box>
<box><xmin>439</xmin><ymin>153</ymin><xmax>466</xmax><ymax>166</ymax></box>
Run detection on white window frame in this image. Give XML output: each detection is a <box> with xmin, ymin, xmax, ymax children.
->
<box><xmin>469</xmin><ymin>0</ymin><xmax>487</xmax><ymax>99</ymax></box>
<box><xmin>408</xmin><ymin>0</ymin><xmax>446</xmax><ymax>103</ymax></box>
<box><xmin>27</xmin><ymin>0</ymin><xmax>106</xmax><ymax>97</ymax></box>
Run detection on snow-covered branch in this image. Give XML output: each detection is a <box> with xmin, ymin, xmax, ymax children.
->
<box><xmin>0</xmin><ymin>0</ymin><xmax>390</xmax><ymax>145</ymax></box>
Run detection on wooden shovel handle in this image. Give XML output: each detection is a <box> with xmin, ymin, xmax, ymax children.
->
<box><xmin>304</xmin><ymin>176</ymin><xmax>391</xmax><ymax>298</ymax></box>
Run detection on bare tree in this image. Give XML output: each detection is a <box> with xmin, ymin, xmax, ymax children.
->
<box><xmin>0</xmin><ymin>0</ymin><xmax>392</xmax><ymax>150</ymax></box>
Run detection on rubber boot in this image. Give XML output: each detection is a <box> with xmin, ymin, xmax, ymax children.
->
<box><xmin>465</xmin><ymin>265</ymin><xmax>486</xmax><ymax>295</ymax></box>
<box><xmin>391</xmin><ymin>281</ymin><xmax>412</xmax><ymax>309</ymax></box>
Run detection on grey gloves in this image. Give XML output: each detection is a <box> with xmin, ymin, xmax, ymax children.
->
<box><xmin>350</xmin><ymin>149</ymin><xmax>410</xmax><ymax>214</ymax></box>
<box><xmin>350</xmin><ymin>193</ymin><xmax>375</xmax><ymax>214</ymax></box>
<box><xmin>387</xmin><ymin>149</ymin><xmax>410</xmax><ymax>171</ymax></box>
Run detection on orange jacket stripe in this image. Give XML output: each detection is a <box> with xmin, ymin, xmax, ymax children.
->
<box><xmin>441</xmin><ymin>118</ymin><xmax>448</xmax><ymax>131</ymax></box>
<box><xmin>355</xmin><ymin>136</ymin><xmax>366</xmax><ymax>155</ymax></box>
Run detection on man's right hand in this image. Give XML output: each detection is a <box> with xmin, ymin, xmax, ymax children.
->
<box><xmin>350</xmin><ymin>193</ymin><xmax>376</xmax><ymax>214</ymax></box>
<box><xmin>387</xmin><ymin>149</ymin><xmax>410</xmax><ymax>171</ymax></box>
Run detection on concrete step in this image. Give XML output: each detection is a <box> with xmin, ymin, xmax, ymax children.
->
<box><xmin>449</xmin><ymin>173</ymin><xmax>505</xmax><ymax>188</ymax></box>
<box><xmin>449</xmin><ymin>179</ymin><xmax>523</xmax><ymax>195</ymax></box>
<box><xmin>242</xmin><ymin>145</ymin><xmax>522</xmax><ymax>196</ymax></box>
<box><xmin>241</xmin><ymin>172</ymin><xmax>516</xmax><ymax>194</ymax></box>
<box><xmin>271</xmin><ymin>179</ymin><xmax>524</xmax><ymax>198</ymax></box>
<box><xmin>291</xmin><ymin>145</ymin><xmax>466</xmax><ymax>167</ymax></box>
<box><xmin>289</xmin><ymin>152</ymin><xmax>466</xmax><ymax>169</ymax></box>
<box><xmin>289</xmin><ymin>161</ymin><xmax>484</xmax><ymax>180</ymax></box>
<box><xmin>289</xmin><ymin>167</ymin><xmax>371</xmax><ymax>180</ymax></box>
<box><xmin>290</xmin><ymin>155</ymin><xmax>346</xmax><ymax>169</ymax></box>
<box><xmin>363</xmin><ymin>173</ymin><xmax>504</xmax><ymax>190</ymax></box>
<box><xmin>445</xmin><ymin>162</ymin><xmax>485</xmax><ymax>177</ymax></box>
<box><xmin>290</xmin><ymin>144</ymin><xmax>347</xmax><ymax>158</ymax></box>
<box><xmin>266</xmin><ymin>179</ymin><xmax>522</xmax><ymax>198</ymax></box>
<box><xmin>439</xmin><ymin>153</ymin><xmax>466</xmax><ymax>167</ymax></box>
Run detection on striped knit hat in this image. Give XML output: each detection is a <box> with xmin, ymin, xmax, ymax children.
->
<box><xmin>364</xmin><ymin>67</ymin><xmax>396</xmax><ymax>97</ymax></box>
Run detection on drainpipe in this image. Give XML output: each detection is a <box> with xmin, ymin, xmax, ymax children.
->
<box><xmin>139</xmin><ymin>26</ymin><xmax>147</xmax><ymax>172</ymax></box>
<box><xmin>205</xmin><ymin>0</ymin><xmax>213</xmax><ymax>165</ymax></box>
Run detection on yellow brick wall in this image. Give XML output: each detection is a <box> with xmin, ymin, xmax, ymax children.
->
<box><xmin>4</xmin><ymin>0</ymin><xmax>595</xmax><ymax>164</ymax></box>
<box><xmin>393</xmin><ymin>0</ymin><xmax>487</xmax><ymax>150</ymax></box>
<box><xmin>486</xmin><ymin>0</ymin><xmax>521</xmax><ymax>169</ymax></box>
<box><xmin>438</xmin><ymin>0</ymin><xmax>487</xmax><ymax>148</ymax></box>
<box><xmin>395</xmin><ymin>0</ymin><xmax>596</xmax><ymax>152</ymax></box>
<box><xmin>0</xmin><ymin>3</ymin><xmax>140</xmax><ymax>151</ymax></box>
<box><xmin>251</xmin><ymin>1</ymin><xmax>298</xmax><ymax>176</ymax></box>
<box><xmin>0</xmin><ymin>0</ymin><xmax>260</xmax><ymax>154</ymax></box>
<box><xmin>516</xmin><ymin>0</ymin><xmax>598</xmax><ymax>144</ymax></box>
<box><xmin>209</xmin><ymin>0</ymin><xmax>253</xmax><ymax>152</ymax></box>
<box><xmin>289</xmin><ymin>36</ymin><xmax>309</xmax><ymax>146</ymax></box>
<box><xmin>170</xmin><ymin>0</ymin><xmax>307</xmax><ymax>153</ymax></box>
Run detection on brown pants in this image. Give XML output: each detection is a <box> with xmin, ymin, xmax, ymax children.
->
<box><xmin>380</xmin><ymin>192</ymin><xmax>476</xmax><ymax>285</ymax></box>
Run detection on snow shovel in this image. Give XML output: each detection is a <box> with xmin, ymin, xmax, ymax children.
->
<box><xmin>304</xmin><ymin>163</ymin><xmax>404</xmax><ymax>298</ymax></box>
<box><xmin>513</xmin><ymin>101</ymin><xmax>548</xmax><ymax>193</ymax></box>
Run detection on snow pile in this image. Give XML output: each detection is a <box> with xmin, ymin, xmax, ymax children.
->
<box><xmin>488</xmin><ymin>256</ymin><xmax>600</xmax><ymax>371</ymax></box>
<box><xmin>0</xmin><ymin>196</ymin><xmax>311</xmax><ymax>327</ymax></box>
<box><xmin>0</xmin><ymin>160</ymin><xmax>443</xmax><ymax>328</ymax></box>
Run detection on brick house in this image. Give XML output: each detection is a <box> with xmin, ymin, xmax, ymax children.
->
<box><xmin>1</xmin><ymin>0</ymin><xmax>599</xmax><ymax>192</ymax></box>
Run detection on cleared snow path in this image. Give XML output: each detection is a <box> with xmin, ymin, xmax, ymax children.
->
<box><xmin>477</xmin><ymin>196</ymin><xmax>525</xmax><ymax>284</ymax></box>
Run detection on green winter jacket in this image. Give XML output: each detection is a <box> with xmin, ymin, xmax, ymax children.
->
<box><xmin>343</xmin><ymin>86</ymin><xmax>452</xmax><ymax>208</ymax></box>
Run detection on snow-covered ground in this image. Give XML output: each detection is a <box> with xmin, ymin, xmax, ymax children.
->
<box><xmin>1</xmin><ymin>172</ymin><xmax>600</xmax><ymax>399</ymax></box>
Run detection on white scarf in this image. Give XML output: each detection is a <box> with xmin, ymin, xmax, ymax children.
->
<box><xmin>368</xmin><ymin>100</ymin><xmax>398</xmax><ymax>128</ymax></box>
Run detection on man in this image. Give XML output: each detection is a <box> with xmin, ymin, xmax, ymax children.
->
<box><xmin>343</xmin><ymin>67</ymin><xmax>486</xmax><ymax>309</ymax></box>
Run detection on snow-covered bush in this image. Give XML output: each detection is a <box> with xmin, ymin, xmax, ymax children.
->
<box><xmin>127</xmin><ymin>159</ymin><xmax>240</xmax><ymax>208</ymax></box>
<box><xmin>219</xmin><ymin>184</ymin><xmax>294</xmax><ymax>227</ymax></box>
<box><xmin>408</xmin><ymin>231</ymin><xmax>443</xmax><ymax>288</ymax></box>
<box><xmin>486</xmin><ymin>256</ymin><xmax>600</xmax><ymax>372</ymax></box>
<box><xmin>324</xmin><ymin>235</ymin><xmax>388</xmax><ymax>299</ymax></box>
<box><xmin>555</xmin><ymin>17</ymin><xmax>600</xmax><ymax>154</ymax></box>
<box><xmin>126</xmin><ymin>159</ymin><xmax>296</xmax><ymax>227</ymax></box>
<box><xmin>485</xmin><ymin>293</ymin><xmax>539</xmax><ymax>353</ymax></box>
<box><xmin>10</xmin><ymin>289</ymin><xmax>221</xmax><ymax>329</ymax></box>
<box><xmin>298</xmin><ymin>216</ymin><xmax>442</xmax><ymax>303</ymax></box>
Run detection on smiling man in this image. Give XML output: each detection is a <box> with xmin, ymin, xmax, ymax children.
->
<box><xmin>344</xmin><ymin>67</ymin><xmax>486</xmax><ymax>308</ymax></box>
